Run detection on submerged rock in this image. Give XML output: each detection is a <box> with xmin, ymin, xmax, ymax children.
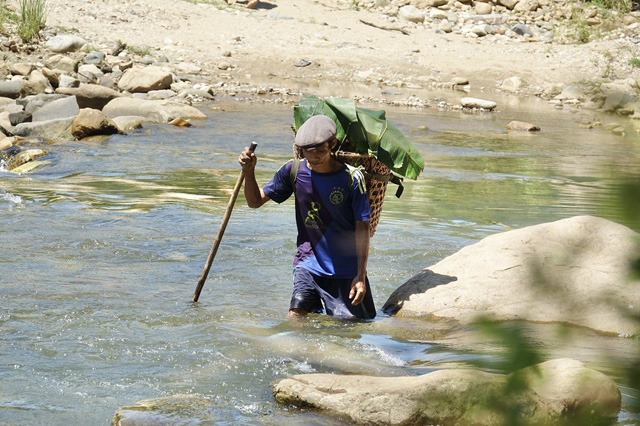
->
<box><xmin>111</xmin><ymin>394</ymin><xmax>216</xmax><ymax>425</ymax></box>
<box><xmin>273</xmin><ymin>358</ymin><xmax>621</xmax><ymax>425</ymax></box>
<box><xmin>507</xmin><ymin>120</ymin><xmax>540</xmax><ymax>131</ymax></box>
<box><xmin>383</xmin><ymin>216</ymin><xmax>640</xmax><ymax>336</ymax></box>
<box><xmin>7</xmin><ymin>148</ymin><xmax>47</xmax><ymax>170</ymax></box>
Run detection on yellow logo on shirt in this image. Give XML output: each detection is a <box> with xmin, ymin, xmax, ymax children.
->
<box><xmin>305</xmin><ymin>201</ymin><xmax>323</xmax><ymax>229</ymax></box>
<box><xmin>330</xmin><ymin>187</ymin><xmax>345</xmax><ymax>205</ymax></box>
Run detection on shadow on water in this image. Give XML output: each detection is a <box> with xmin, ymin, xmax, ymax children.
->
<box><xmin>1</xmin><ymin>99</ymin><xmax>639</xmax><ymax>424</ymax></box>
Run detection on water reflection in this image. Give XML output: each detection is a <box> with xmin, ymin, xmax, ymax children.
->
<box><xmin>1</xmin><ymin>100</ymin><xmax>638</xmax><ymax>424</ymax></box>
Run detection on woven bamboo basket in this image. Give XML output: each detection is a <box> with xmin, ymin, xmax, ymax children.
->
<box><xmin>293</xmin><ymin>145</ymin><xmax>390</xmax><ymax>237</ymax></box>
<box><xmin>334</xmin><ymin>151</ymin><xmax>390</xmax><ymax>237</ymax></box>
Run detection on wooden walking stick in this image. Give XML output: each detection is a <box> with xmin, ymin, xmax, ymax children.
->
<box><xmin>192</xmin><ymin>142</ymin><xmax>257</xmax><ymax>302</ymax></box>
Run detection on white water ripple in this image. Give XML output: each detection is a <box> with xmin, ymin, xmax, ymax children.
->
<box><xmin>1</xmin><ymin>190</ymin><xmax>23</xmax><ymax>205</ymax></box>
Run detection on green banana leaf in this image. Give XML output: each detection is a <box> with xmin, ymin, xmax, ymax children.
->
<box><xmin>293</xmin><ymin>95</ymin><xmax>425</xmax><ymax>180</ymax></box>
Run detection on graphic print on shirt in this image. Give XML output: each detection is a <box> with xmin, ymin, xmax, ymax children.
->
<box><xmin>329</xmin><ymin>187</ymin><xmax>345</xmax><ymax>206</ymax></box>
<box><xmin>305</xmin><ymin>201</ymin><xmax>323</xmax><ymax>229</ymax></box>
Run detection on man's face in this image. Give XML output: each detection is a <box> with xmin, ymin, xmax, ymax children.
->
<box><xmin>302</xmin><ymin>140</ymin><xmax>333</xmax><ymax>166</ymax></box>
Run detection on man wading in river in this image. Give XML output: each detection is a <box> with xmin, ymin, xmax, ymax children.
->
<box><xmin>238</xmin><ymin>115</ymin><xmax>376</xmax><ymax>320</ymax></box>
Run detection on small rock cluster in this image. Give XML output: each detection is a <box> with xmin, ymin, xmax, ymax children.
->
<box><xmin>0</xmin><ymin>34</ymin><xmax>211</xmax><ymax>174</ymax></box>
<box><xmin>362</xmin><ymin>0</ymin><xmax>640</xmax><ymax>44</ymax></box>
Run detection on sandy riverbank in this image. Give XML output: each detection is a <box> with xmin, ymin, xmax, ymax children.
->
<box><xmin>27</xmin><ymin>0</ymin><xmax>635</xmax><ymax>104</ymax></box>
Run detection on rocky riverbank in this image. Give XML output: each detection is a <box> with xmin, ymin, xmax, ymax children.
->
<box><xmin>1</xmin><ymin>0</ymin><xmax>640</xmax><ymax>172</ymax></box>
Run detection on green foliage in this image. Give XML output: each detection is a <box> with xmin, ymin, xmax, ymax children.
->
<box><xmin>126</xmin><ymin>44</ymin><xmax>151</xmax><ymax>56</ymax></box>
<box><xmin>294</xmin><ymin>95</ymin><xmax>425</xmax><ymax>180</ymax></box>
<box><xmin>554</xmin><ymin>0</ymin><xmax>628</xmax><ymax>44</ymax></box>
<box><xmin>589</xmin><ymin>0</ymin><xmax>631</xmax><ymax>13</ymax></box>
<box><xmin>17</xmin><ymin>0</ymin><xmax>47</xmax><ymax>43</ymax></box>
<box><xmin>630</xmin><ymin>58</ymin><xmax>640</xmax><ymax>68</ymax></box>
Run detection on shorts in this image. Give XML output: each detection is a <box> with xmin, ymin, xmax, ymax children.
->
<box><xmin>290</xmin><ymin>267</ymin><xmax>376</xmax><ymax>320</ymax></box>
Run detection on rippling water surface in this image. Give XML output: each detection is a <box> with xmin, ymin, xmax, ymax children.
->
<box><xmin>1</xmin><ymin>98</ymin><xmax>639</xmax><ymax>424</ymax></box>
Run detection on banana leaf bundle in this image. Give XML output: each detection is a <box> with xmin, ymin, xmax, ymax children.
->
<box><xmin>293</xmin><ymin>95</ymin><xmax>425</xmax><ymax>180</ymax></box>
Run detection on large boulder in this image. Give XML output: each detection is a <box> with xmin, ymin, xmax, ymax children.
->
<box><xmin>12</xmin><ymin>117</ymin><xmax>74</xmax><ymax>141</ymax></box>
<box><xmin>32</xmin><ymin>95</ymin><xmax>79</xmax><ymax>122</ymax></box>
<box><xmin>117</xmin><ymin>66</ymin><xmax>173</xmax><ymax>93</ymax></box>
<box><xmin>102</xmin><ymin>97</ymin><xmax>206</xmax><ymax>123</ymax></box>
<box><xmin>383</xmin><ymin>216</ymin><xmax>640</xmax><ymax>336</ymax></box>
<box><xmin>56</xmin><ymin>84</ymin><xmax>123</xmax><ymax>110</ymax></box>
<box><xmin>273</xmin><ymin>358</ymin><xmax>620</xmax><ymax>425</ymax></box>
<box><xmin>72</xmin><ymin>108</ymin><xmax>123</xmax><ymax>139</ymax></box>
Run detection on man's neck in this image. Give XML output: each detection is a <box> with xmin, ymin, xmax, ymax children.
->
<box><xmin>306</xmin><ymin>157</ymin><xmax>342</xmax><ymax>173</ymax></box>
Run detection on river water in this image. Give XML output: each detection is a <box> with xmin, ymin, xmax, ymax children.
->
<box><xmin>1</xmin><ymin>95</ymin><xmax>639</xmax><ymax>424</ymax></box>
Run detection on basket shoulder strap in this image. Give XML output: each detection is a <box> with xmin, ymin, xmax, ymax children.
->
<box><xmin>289</xmin><ymin>158</ymin><xmax>300</xmax><ymax>188</ymax></box>
<box><xmin>345</xmin><ymin>163</ymin><xmax>366</xmax><ymax>194</ymax></box>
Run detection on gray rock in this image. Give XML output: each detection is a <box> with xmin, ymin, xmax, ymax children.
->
<box><xmin>56</xmin><ymin>84</ymin><xmax>122</xmax><ymax>110</ymax></box>
<box><xmin>438</xmin><ymin>20</ymin><xmax>454</xmax><ymax>32</ymax></box>
<box><xmin>102</xmin><ymin>97</ymin><xmax>206</xmax><ymax>123</ymax></box>
<box><xmin>501</xmin><ymin>76</ymin><xmax>527</xmax><ymax>92</ymax></box>
<box><xmin>44</xmin><ymin>54</ymin><xmax>78</xmax><ymax>74</ymax></box>
<box><xmin>464</xmin><ymin>13</ymin><xmax>507</xmax><ymax>24</ymax></box>
<box><xmin>9</xmin><ymin>111</ymin><xmax>32</xmax><ymax>126</ymax></box>
<box><xmin>58</xmin><ymin>75</ymin><xmax>80</xmax><ymax>89</ymax></box>
<box><xmin>399</xmin><ymin>5</ymin><xmax>425</xmax><ymax>23</ymax></box>
<box><xmin>461</xmin><ymin>97</ymin><xmax>497</xmax><ymax>109</ymax></box>
<box><xmin>429</xmin><ymin>8</ymin><xmax>450</xmax><ymax>19</ymax></box>
<box><xmin>174</xmin><ymin>88</ymin><xmax>215</xmax><ymax>101</ymax></box>
<box><xmin>498</xmin><ymin>0</ymin><xmax>519</xmax><ymax>9</ymax></box>
<box><xmin>112</xmin><ymin>115</ymin><xmax>148</xmax><ymax>132</ymax></box>
<box><xmin>9</xmin><ymin>62</ymin><xmax>33</xmax><ymax>76</ymax></box>
<box><xmin>118</xmin><ymin>66</ymin><xmax>174</xmax><ymax>93</ymax></box>
<box><xmin>512</xmin><ymin>23</ymin><xmax>534</xmax><ymax>36</ymax></box>
<box><xmin>555</xmin><ymin>84</ymin><xmax>585</xmax><ymax>100</ymax></box>
<box><xmin>514</xmin><ymin>0</ymin><xmax>539</xmax><ymax>11</ymax></box>
<box><xmin>13</xmin><ymin>117</ymin><xmax>75</xmax><ymax>141</ymax></box>
<box><xmin>41</xmin><ymin>68</ymin><xmax>59</xmax><ymax>87</ymax></box>
<box><xmin>602</xmin><ymin>91</ymin><xmax>636</xmax><ymax>112</ymax></box>
<box><xmin>20</xmin><ymin>94</ymin><xmax>68</xmax><ymax>114</ymax></box>
<box><xmin>383</xmin><ymin>216</ymin><xmax>640</xmax><ymax>336</ymax></box>
<box><xmin>71</xmin><ymin>108</ymin><xmax>122</xmax><ymax>139</ymax></box>
<box><xmin>475</xmin><ymin>2</ymin><xmax>493</xmax><ymax>14</ymax></box>
<box><xmin>98</xmin><ymin>74</ymin><xmax>119</xmax><ymax>91</ymax></box>
<box><xmin>0</xmin><ymin>136</ymin><xmax>15</xmax><ymax>151</ymax></box>
<box><xmin>82</xmin><ymin>51</ymin><xmax>106</xmax><ymax>65</ymax></box>
<box><xmin>45</xmin><ymin>35</ymin><xmax>86</xmax><ymax>53</ymax></box>
<box><xmin>273</xmin><ymin>358</ymin><xmax>621</xmax><ymax>425</ymax></box>
<box><xmin>77</xmin><ymin>64</ymin><xmax>104</xmax><ymax>84</ymax></box>
<box><xmin>146</xmin><ymin>89</ymin><xmax>177</xmax><ymax>100</ymax></box>
<box><xmin>471</xmin><ymin>24</ymin><xmax>491</xmax><ymax>36</ymax></box>
<box><xmin>0</xmin><ymin>81</ymin><xmax>21</xmax><ymax>99</ymax></box>
<box><xmin>32</xmin><ymin>96</ymin><xmax>79</xmax><ymax>122</ymax></box>
<box><xmin>20</xmin><ymin>70</ymin><xmax>53</xmax><ymax>96</ymax></box>
<box><xmin>450</xmin><ymin>76</ymin><xmax>469</xmax><ymax>85</ymax></box>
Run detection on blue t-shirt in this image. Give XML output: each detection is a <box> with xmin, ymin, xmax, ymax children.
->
<box><xmin>263</xmin><ymin>159</ymin><xmax>370</xmax><ymax>278</ymax></box>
